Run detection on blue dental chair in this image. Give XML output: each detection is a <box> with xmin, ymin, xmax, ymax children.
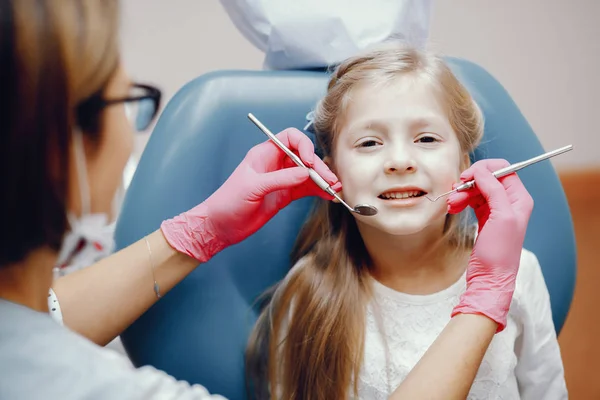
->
<box><xmin>114</xmin><ymin>58</ymin><xmax>576</xmax><ymax>400</ymax></box>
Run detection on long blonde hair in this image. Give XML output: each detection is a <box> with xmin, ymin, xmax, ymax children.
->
<box><xmin>246</xmin><ymin>43</ymin><xmax>484</xmax><ymax>399</ymax></box>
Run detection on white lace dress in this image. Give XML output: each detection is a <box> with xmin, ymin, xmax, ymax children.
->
<box><xmin>355</xmin><ymin>248</ymin><xmax>568</xmax><ymax>399</ymax></box>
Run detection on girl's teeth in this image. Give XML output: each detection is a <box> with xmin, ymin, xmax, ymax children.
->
<box><xmin>381</xmin><ymin>191</ymin><xmax>421</xmax><ymax>199</ymax></box>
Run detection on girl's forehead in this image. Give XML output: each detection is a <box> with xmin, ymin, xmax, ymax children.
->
<box><xmin>338</xmin><ymin>82</ymin><xmax>450</xmax><ymax>131</ymax></box>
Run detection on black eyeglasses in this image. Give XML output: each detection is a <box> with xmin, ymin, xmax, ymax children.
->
<box><xmin>76</xmin><ymin>83</ymin><xmax>162</xmax><ymax>133</ymax></box>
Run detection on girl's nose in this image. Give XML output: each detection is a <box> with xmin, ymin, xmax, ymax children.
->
<box><xmin>383</xmin><ymin>145</ymin><xmax>417</xmax><ymax>175</ymax></box>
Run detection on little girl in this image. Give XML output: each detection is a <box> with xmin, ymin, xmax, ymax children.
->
<box><xmin>246</xmin><ymin>44</ymin><xmax>567</xmax><ymax>399</ymax></box>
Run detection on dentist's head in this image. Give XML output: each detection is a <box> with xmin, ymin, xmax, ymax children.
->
<box><xmin>0</xmin><ymin>0</ymin><xmax>160</xmax><ymax>272</ymax></box>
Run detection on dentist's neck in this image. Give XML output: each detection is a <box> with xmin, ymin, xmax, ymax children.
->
<box><xmin>0</xmin><ymin>247</ymin><xmax>56</xmax><ymax>312</ymax></box>
<box><xmin>358</xmin><ymin>219</ymin><xmax>468</xmax><ymax>295</ymax></box>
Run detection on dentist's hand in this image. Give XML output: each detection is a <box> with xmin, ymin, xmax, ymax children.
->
<box><xmin>160</xmin><ymin>128</ymin><xmax>341</xmax><ymax>263</ymax></box>
<box><xmin>447</xmin><ymin>159</ymin><xmax>534</xmax><ymax>332</ymax></box>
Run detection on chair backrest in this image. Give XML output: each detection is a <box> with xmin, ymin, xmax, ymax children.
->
<box><xmin>114</xmin><ymin>58</ymin><xmax>576</xmax><ymax>400</ymax></box>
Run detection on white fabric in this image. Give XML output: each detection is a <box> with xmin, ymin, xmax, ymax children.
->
<box><xmin>283</xmin><ymin>248</ymin><xmax>567</xmax><ymax>399</ymax></box>
<box><xmin>48</xmin><ymin>288</ymin><xmax>63</xmax><ymax>324</ymax></box>
<box><xmin>219</xmin><ymin>0</ymin><xmax>432</xmax><ymax>70</ymax></box>
<box><xmin>0</xmin><ymin>298</ymin><xmax>226</xmax><ymax>399</ymax></box>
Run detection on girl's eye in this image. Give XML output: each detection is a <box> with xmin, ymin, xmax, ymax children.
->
<box><xmin>358</xmin><ymin>140</ymin><xmax>380</xmax><ymax>148</ymax></box>
<box><xmin>416</xmin><ymin>135</ymin><xmax>439</xmax><ymax>144</ymax></box>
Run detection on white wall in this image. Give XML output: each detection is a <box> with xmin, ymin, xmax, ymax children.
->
<box><xmin>121</xmin><ymin>0</ymin><xmax>599</xmax><ymax>170</ymax></box>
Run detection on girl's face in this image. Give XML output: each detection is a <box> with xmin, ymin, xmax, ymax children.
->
<box><xmin>332</xmin><ymin>77</ymin><xmax>466</xmax><ymax>238</ymax></box>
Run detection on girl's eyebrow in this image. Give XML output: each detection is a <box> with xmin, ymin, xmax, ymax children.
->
<box><xmin>348</xmin><ymin>114</ymin><xmax>447</xmax><ymax>134</ymax></box>
<box><xmin>406</xmin><ymin>114</ymin><xmax>448</xmax><ymax>129</ymax></box>
<box><xmin>362</xmin><ymin>120</ymin><xmax>388</xmax><ymax>133</ymax></box>
<box><xmin>345</xmin><ymin>119</ymin><xmax>389</xmax><ymax>136</ymax></box>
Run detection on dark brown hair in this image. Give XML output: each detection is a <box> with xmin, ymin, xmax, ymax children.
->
<box><xmin>0</xmin><ymin>0</ymin><xmax>120</xmax><ymax>268</ymax></box>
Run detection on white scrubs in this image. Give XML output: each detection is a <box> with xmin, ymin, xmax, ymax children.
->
<box><xmin>0</xmin><ymin>295</ymin><xmax>226</xmax><ymax>399</ymax></box>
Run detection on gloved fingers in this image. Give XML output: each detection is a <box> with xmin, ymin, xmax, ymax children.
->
<box><xmin>447</xmin><ymin>194</ymin><xmax>468</xmax><ymax>214</ymax></box>
<box><xmin>459</xmin><ymin>158</ymin><xmax>531</xmax><ymax>205</ymax></box>
<box><xmin>461</xmin><ymin>159</ymin><xmax>532</xmax><ymax>213</ymax></box>
<box><xmin>492</xmin><ymin>172</ymin><xmax>534</xmax><ymax>224</ymax></box>
<box><xmin>448</xmin><ymin>181</ymin><xmax>475</xmax><ymax>214</ymax></box>
<box><xmin>252</xmin><ymin>164</ymin><xmax>341</xmax><ymax>202</ymax></box>
<box><xmin>459</xmin><ymin>159</ymin><xmax>510</xmax><ymax>182</ymax></box>
<box><xmin>278</xmin><ymin>128</ymin><xmax>339</xmax><ymax>186</ymax></box>
<box><xmin>256</xmin><ymin>128</ymin><xmax>339</xmax><ymax>187</ymax></box>
<box><xmin>447</xmin><ymin>187</ymin><xmax>487</xmax><ymax>215</ymax></box>
<box><xmin>275</xmin><ymin>147</ymin><xmax>339</xmax><ymax>187</ymax></box>
<box><xmin>448</xmin><ymin>159</ymin><xmax>510</xmax><ymax>214</ymax></box>
<box><xmin>246</xmin><ymin>128</ymin><xmax>314</xmax><ymax>171</ymax></box>
<box><xmin>292</xmin><ymin>180</ymin><xmax>342</xmax><ymax>201</ymax></box>
<box><xmin>472</xmin><ymin>200</ymin><xmax>491</xmax><ymax>231</ymax></box>
<box><xmin>311</xmin><ymin>161</ymin><xmax>339</xmax><ymax>187</ymax></box>
<box><xmin>283</xmin><ymin>157</ymin><xmax>297</xmax><ymax>170</ymax></box>
<box><xmin>470</xmin><ymin>165</ymin><xmax>512</xmax><ymax>214</ymax></box>
<box><xmin>275</xmin><ymin>128</ymin><xmax>316</xmax><ymax>167</ymax></box>
<box><xmin>253</xmin><ymin>167</ymin><xmax>310</xmax><ymax>199</ymax></box>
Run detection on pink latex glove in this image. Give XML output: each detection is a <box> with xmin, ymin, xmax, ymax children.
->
<box><xmin>447</xmin><ymin>159</ymin><xmax>534</xmax><ymax>332</ymax></box>
<box><xmin>160</xmin><ymin>128</ymin><xmax>341</xmax><ymax>263</ymax></box>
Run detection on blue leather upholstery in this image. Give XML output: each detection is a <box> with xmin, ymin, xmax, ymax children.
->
<box><xmin>114</xmin><ymin>58</ymin><xmax>576</xmax><ymax>400</ymax></box>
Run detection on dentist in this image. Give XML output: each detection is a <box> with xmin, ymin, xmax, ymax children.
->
<box><xmin>0</xmin><ymin>1</ymin><xmax>533</xmax><ymax>399</ymax></box>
